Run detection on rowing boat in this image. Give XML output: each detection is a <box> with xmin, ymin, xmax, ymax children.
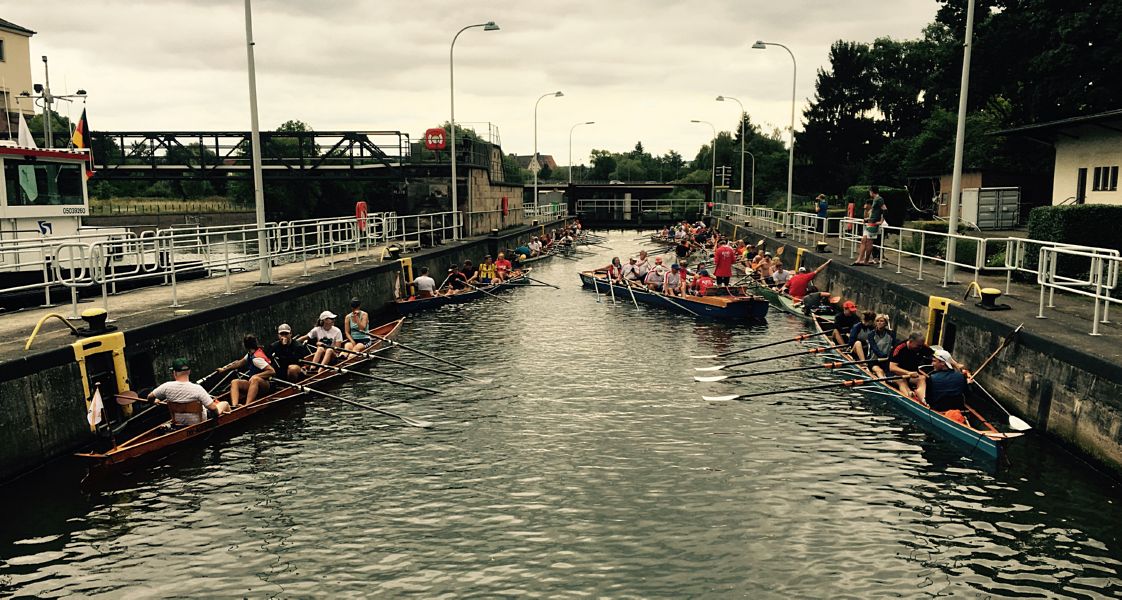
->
<box><xmin>395</xmin><ymin>269</ymin><xmax>532</xmax><ymax>314</ymax></box>
<box><xmin>805</xmin><ymin>314</ymin><xmax>1022</xmax><ymax>460</ymax></box>
<box><xmin>578</xmin><ymin>271</ymin><xmax>769</xmax><ymax>321</ymax></box>
<box><xmin>76</xmin><ymin>318</ymin><xmax>405</xmax><ymax>469</ymax></box>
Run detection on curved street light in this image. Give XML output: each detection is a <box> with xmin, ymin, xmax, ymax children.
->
<box><xmin>716</xmin><ymin>95</ymin><xmax>746</xmax><ymax>205</ymax></box>
<box><xmin>533</xmin><ymin>91</ymin><xmax>564</xmax><ymax>206</ymax></box>
<box><xmin>450</xmin><ymin>21</ymin><xmax>500</xmax><ymax>240</ymax></box>
<box><xmin>753</xmin><ymin>40</ymin><xmax>796</xmax><ymax>227</ymax></box>
<box><xmin>690</xmin><ymin>119</ymin><xmax>717</xmax><ymax>204</ymax></box>
<box><xmin>568</xmin><ymin>121</ymin><xmax>595</xmax><ymax>185</ymax></box>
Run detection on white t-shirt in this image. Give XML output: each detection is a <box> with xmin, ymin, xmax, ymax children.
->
<box><xmin>151</xmin><ymin>380</ymin><xmax>213</xmax><ymax>425</ymax></box>
<box><xmin>307</xmin><ymin>325</ymin><xmax>343</xmax><ymax>346</ymax></box>
<box><xmin>772</xmin><ymin>269</ymin><xmax>791</xmax><ymax>285</ymax></box>
<box><xmin>413</xmin><ymin>275</ymin><xmax>436</xmax><ymax>292</ymax></box>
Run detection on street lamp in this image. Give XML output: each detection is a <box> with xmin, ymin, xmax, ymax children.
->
<box><xmin>945</xmin><ymin>0</ymin><xmax>976</xmax><ymax>285</ymax></box>
<box><xmin>690</xmin><ymin>119</ymin><xmax>717</xmax><ymax>204</ymax></box>
<box><xmin>744</xmin><ymin>150</ymin><xmax>756</xmax><ymax>206</ymax></box>
<box><xmin>533</xmin><ymin>90</ymin><xmax>564</xmax><ymax>207</ymax></box>
<box><xmin>568</xmin><ymin>121</ymin><xmax>595</xmax><ymax>185</ymax></box>
<box><xmin>753</xmin><ymin>40</ymin><xmax>796</xmax><ymax>228</ymax></box>
<box><xmin>716</xmin><ymin>95</ymin><xmax>746</xmax><ymax>205</ymax></box>
<box><xmin>450</xmin><ymin>21</ymin><xmax>500</xmax><ymax>240</ymax></box>
<box><xmin>244</xmin><ymin>0</ymin><xmax>270</xmax><ymax>283</ymax></box>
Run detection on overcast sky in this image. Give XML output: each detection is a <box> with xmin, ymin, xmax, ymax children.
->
<box><xmin>7</xmin><ymin>0</ymin><xmax>938</xmax><ymax>165</ymax></box>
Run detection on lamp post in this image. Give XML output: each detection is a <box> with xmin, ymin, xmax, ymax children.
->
<box><xmin>690</xmin><ymin>119</ymin><xmax>717</xmax><ymax>204</ymax></box>
<box><xmin>244</xmin><ymin>0</ymin><xmax>270</xmax><ymax>284</ymax></box>
<box><xmin>450</xmin><ymin>21</ymin><xmax>500</xmax><ymax>240</ymax></box>
<box><xmin>945</xmin><ymin>0</ymin><xmax>976</xmax><ymax>285</ymax></box>
<box><xmin>753</xmin><ymin>40</ymin><xmax>796</xmax><ymax>228</ymax></box>
<box><xmin>744</xmin><ymin>150</ymin><xmax>756</xmax><ymax>206</ymax></box>
<box><xmin>716</xmin><ymin>95</ymin><xmax>746</xmax><ymax>205</ymax></box>
<box><xmin>568</xmin><ymin>121</ymin><xmax>595</xmax><ymax>185</ymax></box>
<box><xmin>533</xmin><ymin>90</ymin><xmax>564</xmax><ymax>207</ymax></box>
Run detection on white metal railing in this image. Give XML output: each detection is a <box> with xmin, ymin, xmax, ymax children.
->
<box><xmin>574</xmin><ymin>198</ymin><xmax>704</xmax><ymax>220</ymax></box>
<box><xmin>1038</xmin><ymin>247</ymin><xmax>1122</xmax><ymax>335</ymax></box>
<box><xmin>524</xmin><ymin>203</ymin><xmax>569</xmax><ymax>220</ymax></box>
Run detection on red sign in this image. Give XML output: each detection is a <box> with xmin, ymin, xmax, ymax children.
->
<box><xmin>356</xmin><ymin>201</ymin><xmax>368</xmax><ymax>231</ymax></box>
<box><xmin>501</xmin><ymin>196</ymin><xmax>509</xmax><ymax>216</ymax></box>
<box><xmin>424</xmin><ymin>128</ymin><xmax>447</xmax><ymax>150</ymax></box>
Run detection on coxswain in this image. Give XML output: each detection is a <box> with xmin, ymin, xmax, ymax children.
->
<box><xmin>301</xmin><ymin>311</ymin><xmax>344</xmax><ymax>371</ymax></box>
<box><xmin>889</xmin><ymin>332</ymin><xmax>935</xmax><ymax>401</ymax></box>
<box><xmin>494</xmin><ymin>252</ymin><xmax>513</xmax><ymax>281</ymax></box>
<box><xmin>412</xmin><ymin>266</ymin><xmax>437</xmax><ymax>298</ymax></box>
<box><xmin>268</xmin><ymin>323</ymin><xmax>308</xmax><ymax>381</ymax></box>
<box><xmin>217</xmin><ymin>334</ymin><xmax>275</xmax><ymax>407</ymax></box>
<box><xmin>150</xmin><ymin>358</ymin><xmax>230</xmax><ymax>424</ymax></box>
<box><xmin>785</xmin><ymin>260</ymin><xmax>831</xmax><ymax>300</ymax></box>
<box><xmin>343</xmin><ymin>297</ymin><xmax>371</xmax><ymax>353</ymax></box>
<box><xmin>514</xmin><ymin>242</ymin><xmax>533</xmax><ymax>258</ymax></box>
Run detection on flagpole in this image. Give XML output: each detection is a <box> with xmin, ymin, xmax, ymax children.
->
<box><xmin>244</xmin><ymin>0</ymin><xmax>271</xmax><ymax>284</ymax></box>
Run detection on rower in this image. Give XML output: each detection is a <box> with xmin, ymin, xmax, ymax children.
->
<box><xmin>150</xmin><ymin>358</ymin><xmax>230</xmax><ymax>424</ymax></box>
<box><xmin>218</xmin><ymin>334</ymin><xmax>276</xmax><ymax>407</ymax></box>
<box><xmin>785</xmin><ymin>260</ymin><xmax>831</xmax><ymax>300</ymax></box>
<box><xmin>268</xmin><ymin>323</ymin><xmax>308</xmax><ymax>381</ymax></box>
<box><xmin>847</xmin><ymin>311</ymin><xmax>877</xmax><ymax>354</ymax></box>
<box><xmin>461</xmin><ymin>260</ymin><xmax>478</xmax><ymax>283</ymax></box>
<box><xmin>664</xmin><ymin>264</ymin><xmax>686</xmax><ymax>296</ymax></box>
<box><xmin>495</xmin><ymin>252</ymin><xmax>513</xmax><ymax>281</ymax></box>
<box><xmin>412</xmin><ymin>267</ymin><xmax>437</xmax><ymax>299</ymax></box>
<box><xmin>832</xmin><ymin>300</ymin><xmax>861</xmax><ymax>346</ymax></box>
<box><xmin>301</xmin><ymin>311</ymin><xmax>344</xmax><ymax>372</ymax></box>
<box><xmin>889</xmin><ymin>332</ymin><xmax>935</xmax><ymax>401</ymax></box>
<box><xmin>692</xmin><ymin>269</ymin><xmax>716</xmax><ymax>296</ymax></box>
<box><xmin>620</xmin><ymin>257</ymin><xmax>641</xmax><ymax>284</ymax></box>
<box><xmin>925</xmin><ymin>348</ymin><xmax>971</xmax><ymax>412</ymax></box>
<box><xmin>769</xmin><ymin>259</ymin><xmax>790</xmax><ymax>288</ymax></box>
<box><xmin>514</xmin><ymin>242</ymin><xmax>533</xmax><ymax>258</ymax></box>
<box><xmin>598</xmin><ymin>257</ymin><xmax>624</xmax><ymax>282</ymax></box>
<box><xmin>636</xmin><ymin>250</ymin><xmax>651</xmax><ymax>281</ymax></box>
<box><xmin>444</xmin><ymin>264</ymin><xmax>469</xmax><ymax>295</ymax></box>
<box><xmin>343</xmin><ymin>297</ymin><xmax>371</xmax><ymax>353</ymax></box>
<box><xmin>472</xmin><ymin>255</ymin><xmax>498</xmax><ymax>285</ymax></box>
<box><xmin>645</xmin><ymin>257</ymin><xmax>667</xmax><ymax>291</ymax></box>
<box><xmin>854</xmin><ymin>314</ymin><xmax>895</xmax><ymax>376</ymax></box>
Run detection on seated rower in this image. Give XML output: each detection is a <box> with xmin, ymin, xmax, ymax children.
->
<box><xmin>472</xmin><ymin>255</ymin><xmax>498</xmax><ymax>285</ymax></box>
<box><xmin>444</xmin><ymin>264</ymin><xmax>469</xmax><ymax>295</ymax></box>
<box><xmin>847</xmin><ymin>311</ymin><xmax>877</xmax><ymax>353</ymax></box>
<box><xmin>150</xmin><ymin>358</ymin><xmax>230</xmax><ymax>424</ymax></box>
<box><xmin>514</xmin><ymin>242</ymin><xmax>533</xmax><ymax>259</ymax></box>
<box><xmin>269</xmin><ymin>323</ymin><xmax>308</xmax><ymax>381</ymax></box>
<box><xmin>301</xmin><ymin>311</ymin><xmax>344</xmax><ymax>371</ymax></box>
<box><xmin>853</xmin><ymin>314</ymin><xmax>895</xmax><ymax>377</ymax></box>
<box><xmin>691</xmin><ymin>269</ymin><xmax>716</xmax><ymax>296</ymax></box>
<box><xmin>217</xmin><ymin>334</ymin><xmax>276</xmax><ymax>407</ymax></box>
<box><xmin>598</xmin><ymin>257</ymin><xmax>624</xmax><ymax>282</ymax></box>
<box><xmin>925</xmin><ymin>348</ymin><xmax>971</xmax><ymax>412</ymax></box>
<box><xmin>769</xmin><ymin>259</ymin><xmax>790</xmax><ymax>288</ymax></box>
<box><xmin>412</xmin><ymin>266</ymin><xmax>437</xmax><ymax>299</ymax></box>
<box><xmin>494</xmin><ymin>253</ymin><xmax>513</xmax><ymax>281</ymax></box>
<box><xmin>645</xmin><ymin>257</ymin><xmax>667</xmax><ymax>291</ymax></box>
<box><xmin>461</xmin><ymin>260</ymin><xmax>478</xmax><ymax>285</ymax></box>
<box><xmin>620</xmin><ymin>257</ymin><xmax>641</xmax><ymax>284</ymax></box>
<box><xmin>889</xmin><ymin>332</ymin><xmax>935</xmax><ymax>401</ymax></box>
<box><xmin>832</xmin><ymin>301</ymin><xmax>861</xmax><ymax>346</ymax></box>
<box><xmin>663</xmin><ymin>264</ymin><xmax>686</xmax><ymax>296</ymax></box>
<box><xmin>343</xmin><ymin>297</ymin><xmax>371</xmax><ymax>353</ymax></box>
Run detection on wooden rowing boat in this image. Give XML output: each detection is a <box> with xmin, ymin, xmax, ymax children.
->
<box><xmin>805</xmin><ymin>314</ymin><xmax>1022</xmax><ymax>461</ymax></box>
<box><xmin>395</xmin><ymin>269</ymin><xmax>532</xmax><ymax>314</ymax></box>
<box><xmin>75</xmin><ymin>318</ymin><xmax>405</xmax><ymax>469</ymax></box>
<box><xmin>578</xmin><ymin>271</ymin><xmax>769</xmax><ymax>321</ymax></box>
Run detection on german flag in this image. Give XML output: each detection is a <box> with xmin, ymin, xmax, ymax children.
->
<box><xmin>71</xmin><ymin>108</ymin><xmax>94</xmax><ymax>179</ymax></box>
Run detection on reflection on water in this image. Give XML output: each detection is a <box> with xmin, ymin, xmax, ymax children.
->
<box><xmin>2</xmin><ymin>231</ymin><xmax>1120</xmax><ymax>598</ymax></box>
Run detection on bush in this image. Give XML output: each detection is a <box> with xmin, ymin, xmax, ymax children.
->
<box><xmin>1027</xmin><ymin>204</ymin><xmax>1122</xmax><ymax>280</ymax></box>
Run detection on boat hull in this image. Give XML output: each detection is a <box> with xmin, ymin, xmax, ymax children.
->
<box><xmin>579</xmin><ymin>272</ymin><xmax>769</xmax><ymax>321</ymax></box>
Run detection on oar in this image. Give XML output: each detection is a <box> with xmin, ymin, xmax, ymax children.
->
<box><xmin>972</xmin><ymin>323</ymin><xmax>1024</xmax><ymax>377</ymax></box>
<box><xmin>703</xmin><ymin>375</ymin><xmax>907</xmax><ymax>402</ymax></box>
<box><xmin>206</xmin><ymin>369</ymin><xmax>237</xmax><ymax>395</ymax></box>
<box><xmin>299</xmin><ymin>360</ymin><xmax>439</xmax><ymax>394</ymax></box>
<box><xmin>695</xmin><ymin>343</ymin><xmax>848</xmax><ymax>372</ymax></box>
<box><xmin>525</xmin><ymin>275</ymin><xmax>560</xmax><ymax>289</ymax></box>
<box><xmin>695</xmin><ymin>358</ymin><xmax>879</xmax><ymax>382</ymax></box>
<box><xmin>691</xmin><ymin>330</ymin><xmax>832</xmax><ymax>359</ymax></box>
<box><xmin>465</xmin><ymin>281</ymin><xmax>513</xmax><ymax>303</ymax></box>
<box><xmin>270</xmin><ymin>377</ymin><xmax>432</xmax><ymax>428</ymax></box>
<box><xmin>970</xmin><ymin>379</ymin><xmax>1033</xmax><ymax>432</ymax></box>
<box><xmin>622</xmin><ymin>278</ymin><xmax>640</xmax><ymax>309</ymax></box>
<box><xmin>365</xmin><ymin>333</ymin><xmax>465</xmax><ymax>370</ymax></box>
<box><xmin>607</xmin><ymin>273</ymin><xmax>617</xmax><ymax>303</ymax></box>
<box><xmin>659</xmin><ymin>290</ymin><xmax>701</xmax><ymax>317</ymax></box>
<box><xmin>337</xmin><ymin>347</ymin><xmax>492</xmax><ymax>384</ymax></box>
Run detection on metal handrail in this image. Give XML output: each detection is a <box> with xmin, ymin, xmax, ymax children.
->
<box><xmin>1038</xmin><ymin>246</ymin><xmax>1122</xmax><ymax>335</ymax></box>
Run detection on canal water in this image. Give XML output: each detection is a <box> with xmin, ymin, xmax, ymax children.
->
<box><xmin>2</xmin><ymin>230</ymin><xmax>1121</xmax><ymax>598</ymax></box>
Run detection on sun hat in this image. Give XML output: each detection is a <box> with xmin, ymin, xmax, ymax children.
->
<box><xmin>319</xmin><ymin>310</ymin><xmax>337</xmax><ymax>321</ymax></box>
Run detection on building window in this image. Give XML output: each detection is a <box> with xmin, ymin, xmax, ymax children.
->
<box><xmin>1112</xmin><ymin>166</ymin><xmax>1120</xmax><ymax>192</ymax></box>
<box><xmin>1093</xmin><ymin>166</ymin><xmax>1120</xmax><ymax>192</ymax></box>
<box><xmin>0</xmin><ymin>39</ymin><xmax>5</xmax><ymax>62</ymax></box>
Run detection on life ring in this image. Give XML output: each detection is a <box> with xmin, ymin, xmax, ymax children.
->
<box><xmin>356</xmin><ymin>201</ymin><xmax>368</xmax><ymax>231</ymax></box>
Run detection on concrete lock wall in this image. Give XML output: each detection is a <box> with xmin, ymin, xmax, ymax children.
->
<box><xmin>712</xmin><ymin>218</ymin><xmax>1122</xmax><ymax>473</ymax></box>
<box><xmin>0</xmin><ymin>220</ymin><xmax>569</xmax><ymax>481</ymax></box>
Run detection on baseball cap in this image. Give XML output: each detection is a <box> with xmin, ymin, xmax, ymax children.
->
<box><xmin>350</xmin><ymin>297</ymin><xmax>361</xmax><ymax>308</ymax></box>
<box><xmin>933</xmin><ymin>348</ymin><xmax>954</xmax><ymax>366</ymax></box>
<box><xmin>171</xmin><ymin>358</ymin><xmax>191</xmax><ymax>372</ymax></box>
<box><xmin>277</xmin><ymin>323</ymin><xmax>292</xmax><ymax>334</ymax></box>
<box><xmin>319</xmin><ymin>310</ymin><xmax>337</xmax><ymax>321</ymax></box>
<box><xmin>843</xmin><ymin>301</ymin><xmax>857</xmax><ymax>310</ymax></box>
<box><xmin>699</xmin><ymin>269</ymin><xmax>709</xmax><ymax>276</ymax></box>
<box><xmin>798</xmin><ymin>267</ymin><xmax>808</xmax><ymax>273</ymax></box>
<box><xmin>671</xmin><ymin>264</ymin><xmax>680</xmax><ymax>270</ymax></box>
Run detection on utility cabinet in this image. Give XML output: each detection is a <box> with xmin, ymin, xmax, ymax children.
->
<box><xmin>959</xmin><ymin>187</ymin><xmax>1021</xmax><ymax>230</ymax></box>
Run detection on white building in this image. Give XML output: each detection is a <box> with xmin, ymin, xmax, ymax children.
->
<box><xmin>998</xmin><ymin>109</ymin><xmax>1122</xmax><ymax>206</ymax></box>
<box><xmin>0</xmin><ymin>17</ymin><xmax>36</xmax><ymax>135</ymax></box>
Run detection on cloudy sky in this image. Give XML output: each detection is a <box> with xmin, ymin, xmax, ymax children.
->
<box><xmin>7</xmin><ymin>0</ymin><xmax>938</xmax><ymax>165</ymax></box>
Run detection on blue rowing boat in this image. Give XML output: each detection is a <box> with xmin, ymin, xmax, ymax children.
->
<box><xmin>579</xmin><ymin>271</ymin><xmax>769</xmax><ymax>321</ymax></box>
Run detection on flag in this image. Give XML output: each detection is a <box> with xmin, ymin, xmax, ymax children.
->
<box><xmin>17</xmin><ymin>112</ymin><xmax>36</xmax><ymax>149</ymax></box>
<box><xmin>87</xmin><ymin>387</ymin><xmax>104</xmax><ymax>428</ymax></box>
<box><xmin>71</xmin><ymin>108</ymin><xmax>94</xmax><ymax>179</ymax></box>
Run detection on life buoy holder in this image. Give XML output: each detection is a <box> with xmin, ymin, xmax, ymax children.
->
<box><xmin>356</xmin><ymin>201</ymin><xmax>368</xmax><ymax>231</ymax></box>
<box><xmin>424</xmin><ymin>128</ymin><xmax>447</xmax><ymax>150</ymax></box>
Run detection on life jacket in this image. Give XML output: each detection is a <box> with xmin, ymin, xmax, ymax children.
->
<box><xmin>479</xmin><ymin>262</ymin><xmax>497</xmax><ymax>279</ymax></box>
<box><xmin>942</xmin><ymin>409</ymin><xmax>967</xmax><ymax>425</ymax></box>
<box><xmin>245</xmin><ymin>347</ymin><xmax>273</xmax><ymax>376</ymax></box>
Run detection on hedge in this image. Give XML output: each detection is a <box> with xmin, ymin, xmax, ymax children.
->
<box><xmin>1026</xmin><ymin>204</ymin><xmax>1122</xmax><ymax>280</ymax></box>
<box><xmin>898</xmin><ymin>220</ymin><xmax>1004</xmax><ymax>269</ymax></box>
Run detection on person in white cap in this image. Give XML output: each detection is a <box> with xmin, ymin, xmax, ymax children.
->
<box><xmin>925</xmin><ymin>348</ymin><xmax>971</xmax><ymax>412</ymax></box>
<box><xmin>301</xmin><ymin>310</ymin><xmax>344</xmax><ymax>371</ymax></box>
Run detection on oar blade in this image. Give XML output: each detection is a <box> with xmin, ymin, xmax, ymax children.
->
<box><xmin>690</xmin><ymin>354</ymin><xmax>718</xmax><ymax>359</ymax></box>
<box><xmin>1009</xmin><ymin>415</ymin><xmax>1033</xmax><ymax>432</ymax></box>
<box><xmin>406</xmin><ymin>418</ymin><xmax>434</xmax><ymax>428</ymax></box>
<box><xmin>702</xmin><ymin>394</ymin><xmax>740</xmax><ymax>402</ymax></box>
<box><xmin>694</xmin><ymin>365</ymin><xmax>725</xmax><ymax>372</ymax></box>
<box><xmin>693</xmin><ymin>375</ymin><xmax>728</xmax><ymax>383</ymax></box>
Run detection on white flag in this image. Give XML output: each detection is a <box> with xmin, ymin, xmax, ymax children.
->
<box><xmin>17</xmin><ymin>112</ymin><xmax>37</xmax><ymax>149</ymax></box>
<box><xmin>87</xmin><ymin>388</ymin><xmax>104</xmax><ymax>427</ymax></box>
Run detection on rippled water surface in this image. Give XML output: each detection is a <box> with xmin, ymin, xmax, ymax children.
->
<box><xmin>3</xmin><ymin>231</ymin><xmax>1121</xmax><ymax>598</ymax></box>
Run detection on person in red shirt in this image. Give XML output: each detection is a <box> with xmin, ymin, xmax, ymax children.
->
<box><xmin>494</xmin><ymin>252</ymin><xmax>513</xmax><ymax>281</ymax></box>
<box><xmin>692</xmin><ymin>269</ymin><xmax>716</xmax><ymax>296</ymax></box>
<box><xmin>713</xmin><ymin>241</ymin><xmax>736</xmax><ymax>285</ymax></box>
<box><xmin>785</xmin><ymin>259</ymin><xmax>831</xmax><ymax>300</ymax></box>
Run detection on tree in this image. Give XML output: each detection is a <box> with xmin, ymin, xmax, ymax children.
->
<box><xmin>589</xmin><ymin>149</ymin><xmax>617</xmax><ymax>180</ymax></box>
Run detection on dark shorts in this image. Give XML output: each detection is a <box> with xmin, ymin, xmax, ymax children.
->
<box><xmin>716</xmin><ymin>276</ymin><xmax>731</xmax><ymax>285</ymax></box>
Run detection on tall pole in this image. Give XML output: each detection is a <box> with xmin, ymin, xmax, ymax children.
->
<box><xmin>449</xmin><ymin>22</ymin><xmax>499</xmax><ymax>240</ymax></box>
<box><xmin>41</xmin><ymin>56</ymin><xmax>52</xmax><ymax>148</ymax></box>
<box><xmin>745</xmin><ymin>150</ymin><xmax>756</xmax><ymax>205</ymax></box>
<box><xmin>945</xmin><ymin>0</ymin><xmax>975</xmax><ymax>285</ymax></box>
<box><xmin>533</xmin><ymin>91</ymin><xmax>563</xmax><ymax>207</ymax></box>
<box><xmin>569</xmin><ymin>121</ymin><xmax>594</xmax><ymax>185</ymax></box>
<box><xmin>244</xmin><ymin>0</ymin><xmax>270</xmax><ymax>284</ymax></box>
<box><xmin>717</xmin><ymin>95</ymin><xmax>746</xmax><ymax>205</ymax></box>
<box><xmin>691</xmin><ymin>119</ymin><xmax>717</xmax><ymax>204</ymax></box>
<box><xmin>753</xmin><ymin>41</ymin><xmax>796</xmax><ymax>228</ymax></box>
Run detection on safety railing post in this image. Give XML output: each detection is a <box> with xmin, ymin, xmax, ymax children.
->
<box><xmin>168</xmin><ymin>236</ymin><xmax>180</xmax><ymax>308</ymax></box>
<box><xmin>896</xmin><ymin>230</ymin><xmax>903</xmax><ymax>274</ymax></box>
<box><xmin>1091</xmin><ymin>256</ymin><xmax>1103</xmax><ymax>336</ymax></box>
<box><xmin>223</xmin><ymin>232</ymin><xmax>232</xmax><ymax>295</ymax></box>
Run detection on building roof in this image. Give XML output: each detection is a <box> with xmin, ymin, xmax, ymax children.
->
<box><xmin>993</xmin><ymin>109</ymin><xmax>1122</xmax><ymax>142</ymax></box>
<box><xmin>513</xmin><ymin>154</ymin><xmax>558</xmax><ymax>170</ymax></box>
<box><xmin>0</xmin><ymin>18</ymin><xmax>35</xmax><ymax>36</ymax></box>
